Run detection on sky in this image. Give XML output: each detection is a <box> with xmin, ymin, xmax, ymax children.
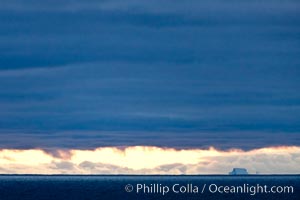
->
<box><xmin>0</xmin><ymin>0</ymin><xmax>300</xmax><ymax>174</ymax></box>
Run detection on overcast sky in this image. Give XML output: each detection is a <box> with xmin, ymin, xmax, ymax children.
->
<box><xmin>0</xmin><ymin>0</ymin><xmax>299</xmax><ymax>150</ymax></box>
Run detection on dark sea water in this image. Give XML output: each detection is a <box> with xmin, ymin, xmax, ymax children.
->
<box><xmin>0</xmin><ymin>175</ymin><xmax>299</xmax><ymax>200</ymax></box>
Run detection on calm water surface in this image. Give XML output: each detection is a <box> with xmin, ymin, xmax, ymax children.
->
<box><xmin>0</xmin><ymin>175</ymin><xmax>299</xmax><ymax>200</ymax></box>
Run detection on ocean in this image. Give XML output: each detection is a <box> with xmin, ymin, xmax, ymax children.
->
<box><xmin>0</xmin><ymin>175</ymin><xmax>299</xmax><ymax>200</ymax></box>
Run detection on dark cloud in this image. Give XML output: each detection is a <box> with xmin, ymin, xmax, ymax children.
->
<box><xmin>0</xmin><ymin>0</ymin><xmax>299</xmax><ymax>149</ymax></box>
<box><xmin>0</xmin><ymin>0</ymin><xmax>299</xmax><ymax>15</ymax></box>
<box><xmin>0</xmin><ymin>131</ymin><xmax>299</xmax><ymax>150</ymax></box>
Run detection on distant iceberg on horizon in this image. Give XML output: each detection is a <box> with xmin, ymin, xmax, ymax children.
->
<box><xmin>229</xmin><ymin>168</ymin><xmax>248</xmax><ymax>175</ymax></box>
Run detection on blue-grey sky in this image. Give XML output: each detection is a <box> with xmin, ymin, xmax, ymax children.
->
<box><xmin>0</xmin><ymin>0</ymin><xmax>300</xmax><ymax>150</ymax></box>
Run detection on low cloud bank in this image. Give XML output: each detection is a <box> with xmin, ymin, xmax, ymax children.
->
<box><xmin>0</xmin><ymin>146</ymin><xmax>299</xmax><ymax>174</ymax></box>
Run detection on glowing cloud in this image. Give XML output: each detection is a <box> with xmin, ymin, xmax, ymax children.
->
<box><xmin>0</xmin><ymin>146</ymin><xmax>299</xmax><ymax>174</ymax></box>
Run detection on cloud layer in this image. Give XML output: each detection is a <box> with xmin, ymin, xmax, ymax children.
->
<box><xmin>0</xmin><ymin>0</ymin><xmax>299</xmax><ymax>150</ymax></box>
<box><xmin>0</xmin><ymin>146</ymin><xmax>299</xmax><ymax>174</ymax></box>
